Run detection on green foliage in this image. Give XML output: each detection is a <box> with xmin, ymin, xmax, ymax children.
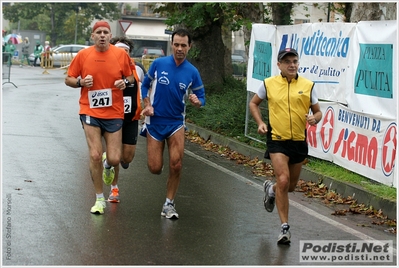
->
<box><xmin>188</xmin><ymin>46</ymin><xmax>201</xmax><ymax>60</ymax></box>
<box><xmin>186</xmin><ymin>77</ymin><xmax>247</xmax><ymax>137</ymax></box>
<box><xmin>232</xmin><ymin>63</ymin><xmax>247</xmax><ymax>76</ymax></box>
<box><xmin>2</xmin><ymin>3</ymin><xmax>120</xmax><ymax>45</ymax></box>
<box><xmin>307</xmin><ymin>157</ymin><xmax>396</xmax><ymax>201</ymax></box>
<box><xmin>154</xmin><ymin>3</ymin><xmax>253</xmax><ymax>33</ymax></box>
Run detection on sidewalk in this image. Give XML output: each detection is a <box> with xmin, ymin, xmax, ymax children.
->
<box><xmin>186</xmin><ymin>122</ymin><xmax>397</xmax><ymax>220</ymax></box>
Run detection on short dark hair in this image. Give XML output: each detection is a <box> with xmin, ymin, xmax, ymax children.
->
<box><xmin>172</xmin><ymin>28</ymin><xmax>192</xmax><ymax>45</ymax></box>
<box><xmin>110</xmin><ymin>36</ymin><xmax>134</xmax><ymax>53</ymax></box>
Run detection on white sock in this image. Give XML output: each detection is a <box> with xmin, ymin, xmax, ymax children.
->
<box><xmin>103</xmin><ymin>159</ymin><xmax>111</xmax><ymax>169</ymax></box>
<box><xmin>282</xmin><ymin>222</ymin><xmax>289</xmax><ymax>228</ymax></box>
<box><xmin>111</xmin><ymin>185</ymin><xmax>118</xmax><ymax>190</ymax></box>
<box><xmin>164</xmin><ymin>198</ymin><xmax>173</xmax><ymax>205</ymax></box>
<box><xmin>96</xmin><ymin>193</ymin><xmax>104</xmax><ymax>199</ymax></box>
<box><xmin>269</xmin><ymin>184</ymin><xmax>275</xmax><ymax>196</ymax></box>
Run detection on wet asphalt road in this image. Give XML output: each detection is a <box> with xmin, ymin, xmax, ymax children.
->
<box><xmin>2</xmin><ymin>66</ymin><xmax>397</xmax><ymax>266</ymax></box>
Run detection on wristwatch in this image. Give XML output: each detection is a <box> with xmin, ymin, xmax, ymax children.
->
<box><xmin>124</xmin><ymin>78</ymin><xmax>131</xmax><ymax>87</ymax></box>
<box><xmin>76</xmin><ymin>78</ymin><xmax>81</xmax><ymax>87</ymax></box>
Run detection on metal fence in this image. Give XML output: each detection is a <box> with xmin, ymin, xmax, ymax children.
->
<box><xmin>40</xmin><ymin>51</ymin><xmax>74</xmax><ymax>74</ymax></box>
<box><xmin>140</xmin><ymin>55</ymin><xmax>159</xmax><ymax>71</ymax></box>
<box><xmin>244</xmin><ymin>91</ymin><xmax>268</xmax><ymax>145</ymax></box>
<box><xmin>2</xmin><ymin>52</ymin><xmax>17</xmax><ymax>88</ymax></box>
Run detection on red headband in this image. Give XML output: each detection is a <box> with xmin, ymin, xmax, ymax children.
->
<box><xmin>92</xmin><ymin>21</ymin><xmax>110</xmax><ymax>33</ymax></box>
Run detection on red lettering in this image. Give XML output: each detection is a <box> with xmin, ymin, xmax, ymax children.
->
<box><xmin>306</xmin><ymin>124</ymin><xmax>317</xmax><ymax>148</ymax></box>
<box><xmin>333</xmin><ymin>128</ymin><xmax>378</xmax><ymax>169</ymax></box>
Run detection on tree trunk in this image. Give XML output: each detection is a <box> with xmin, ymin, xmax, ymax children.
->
<box><xmin>343</xmin><ymin>3</ymin><xmax>352</xmax><ymax>22</ymax></box>
<box><xmin>189</xmin><ymin>22</ymin><xmax>226</xmax><ymax>87</ymax></box>
<box><xmin>221</xmin><ymin>23</ymin><xmax>233</xmax><ymax>77</ymax></box>
<box><xmin>382</xmin><ymin>3</ymin><xmax>397</xmax><ymax>20</ymax></box>
<box><xmin>271</xmin><ymin>3</ymin><xmax>293</xmax><ymax>25</ymax></box>
<box><xmin>350</xmin><ymin>3</ymin><xmax>396</xmax><ymax>22</ymax></box>
<box><xmin>49</xmin><ymin>5</ymin><xmax>56</xmax><ymax>46</ymax></box>
<box><xmin>239</xmin><ymin>3</ymin><xmax>265</xmax><ymax>60</ymax></box>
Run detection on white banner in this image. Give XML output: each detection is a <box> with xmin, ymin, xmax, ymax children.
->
<box><xmin>308</xmin><ymin>102</ymin><xmax>396</xmax><ymax>186</ymax></box>
<box><xmin>247</xmin><ymin>24</ymin><xmax>276</xmax><ymax>93</ymax></box>
<box><xmin>247</xmin><ymin>22</ymin><xmax>397</xmax><ymax>187</ymax></box>
<box><xmin>346</xmin><ymin>20</ymin><xmax>397</xmax><ymax>119</ymax></box>
<box><xmin>276</xmin><ymin>23</ymin><xmax>356</xmax><ymax>104</ymax></box>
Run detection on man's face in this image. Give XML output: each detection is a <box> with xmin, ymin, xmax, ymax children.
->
<box><xmin>172</xmin><ymin>34</ymin><xmax>191</xmax><ymax>61</ymax></box>
<box><xmin>277</xmin><ymin>55</ymin><xmax>299</xmax><ymax>78</ymax></box>
<box><xmin>91</xmin><ymin>27</ymin><xmax>112</xmax><ymax>51</ymax></box>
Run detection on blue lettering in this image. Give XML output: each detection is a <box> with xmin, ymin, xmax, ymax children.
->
<box><xmin>92</xmin><ymin>91</ymin><xmax>109</xmax><ymax>98</ymax></box>
<box><xmin>297</xmin><ymin>30</ymin><xmax>350</xmax><ymax>58</ymax></box>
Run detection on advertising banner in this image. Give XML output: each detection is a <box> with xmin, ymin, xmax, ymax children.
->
<box><xmin>308</xmin><ymin>102</ymin><xmax>396</xmax><ymax>186</ymax></box>
<box><xmin>247</xmin><ymin>22</ymin><xmax>397</xmax><ymax>186</ymax></box>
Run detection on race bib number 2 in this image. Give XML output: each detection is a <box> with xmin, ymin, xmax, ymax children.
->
<box><xmin>124</xmin><ymin>96</ymin><xmax>132</xmax><ymax>114</ymax></box>
<box><xmin>89</xmin><ymin>89</ymin><xmax>112</xmax><ymax>108</ymax></box>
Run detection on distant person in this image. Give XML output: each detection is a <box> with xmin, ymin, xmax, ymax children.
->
<box><xmin>249</xmin><ymin>48</ymin><xmax>322</xmax><ymax>244</ymax></box>
<box><xmin>108</xmin><ymin>36</ymin><xmax>146</xmax><ymax>203</ymax></box>
<box><xmin>64</xmin><ymin>21</ymin><xmax>135</xmax><ymax>214</ymax></box>
<box><xmin>140</xmin><ymin>28</ymin><xmax>206</xmax><ymax>219</ymax></box>
<box><xmin>20</xmin><ymin>37</ymin><xmax>30</xmax><ymax>67</ymax></box>
<box><xmin>1</xmin><ymin>30</ymin><xmax>5</xmax><ymax>53</ymax></box>
<box><xmin>44</xmin><ymin>40</ymin><xmax>51</xmax><ymax>51</ymax></box>
<box><xmin>4</xmin><ymin>40</ymin><xmax>16</xmax><ymax>66</ymax></box>
<box><xmin>43</xmin><ymin>40</ymin><xmax>52</xmax><ymax>67</ymax></box>
<box><xmin>33</xmin><ymin>41</ymin><xmax>44</xmax><ymax>67</ymax></box>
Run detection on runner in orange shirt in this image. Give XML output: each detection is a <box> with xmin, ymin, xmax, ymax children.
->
<box><xmin>65</xmin><ymin>21</ymin><xmax>135</xmax><ymax>214</ymax></box>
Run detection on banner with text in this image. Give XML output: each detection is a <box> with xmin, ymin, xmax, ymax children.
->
<box><xmin>247</xmin><ymin>22</ymin><xmax>397</xmax><ymax>186</ymax></box>
<box><xmin>308</xmin><ymin>102</ymin><xmax>396</xmax><ymax>186</ymax></box>
<box><xmin>347</xmin><ymin>21</ymin><xmax>396</xmax><ymax>119</ymax></box>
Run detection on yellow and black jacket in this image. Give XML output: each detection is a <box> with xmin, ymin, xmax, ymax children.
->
<box><xmin>264</xmin><ymin>74</ymin><xmax>314</xmax><ymax>141</ymax></box>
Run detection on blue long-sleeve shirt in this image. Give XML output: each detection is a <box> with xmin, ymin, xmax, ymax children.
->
<box><xmin>141</xmin><ymin>55</ymin><xmax>205</xmax><ymax>124</ymax></box>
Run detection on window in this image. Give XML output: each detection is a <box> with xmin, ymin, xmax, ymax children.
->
<box><xmin>294</xmin><ymin>19</ymin><xmax>310</xmax><ymax>24</ymax></box>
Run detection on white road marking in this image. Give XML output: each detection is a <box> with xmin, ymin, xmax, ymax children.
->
<box><xmin>185</xmin><ymin>149</ymin><xmax>397</xmax><ymax>255</ymax></box>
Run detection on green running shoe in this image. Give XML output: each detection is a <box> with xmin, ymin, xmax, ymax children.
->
<box><xmin>90</xmin><ymin>197</ymin><xmax>106</xmax><ymax>214</ymax></box>
<box><xmin>102</xmin><ymin>152</ymin><xmax>115</xmax><ymax>186</ymax></box>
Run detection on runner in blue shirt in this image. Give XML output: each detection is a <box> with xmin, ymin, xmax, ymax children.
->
<box><xmin>140</xmin><ymin>28</ymin><xmax>205</xmax><ymax>219</ymax></box>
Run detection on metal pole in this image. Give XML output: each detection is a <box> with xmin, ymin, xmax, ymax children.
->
<box><xmin>74</xmin><ymin>4</ymin><xmax>79</xmax><ymax>44</ymax></box>
<box><xmin>327</xmin><ymin>3</ymin><xmax>331</xmax><ymax>22</ymax></box>
<box><xmin>74</xmin><ymin>12</ymin><xmax>78</xmax><ymax>44</ymax></box>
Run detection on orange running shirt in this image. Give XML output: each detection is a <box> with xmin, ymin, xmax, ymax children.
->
<box><xmin>68</xmin><ymin>45</ymin><xmax>133</xmax><ymax>119</ymax></box>
<box><xmin>129</xmin><ymin>57</ymin><xmax>142</xmax><ymax>121</ymax></box>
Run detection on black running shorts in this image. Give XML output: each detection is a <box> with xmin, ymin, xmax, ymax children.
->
<box><xmin>265</xmin><ymin>140</ymin><xmax>308</xmax><ymax>164</ymax></box>
<box><xmin>122</xmin><ymin>120</ymin><xmax>139</xmax><ymax>145</ymax></box>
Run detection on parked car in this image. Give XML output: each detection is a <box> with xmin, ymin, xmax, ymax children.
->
<box><xmin>232</xmin><ymin>54</ymin><xmax>247</xmax><ymax>77</ymax></box>
<box><xmin>133</xmin><ymin>47</ymin><xmax>165</xmax><ymax>58</ymax></box>
<box><xmin>231</xmin><ymin>54</ymin><xmax>246</xmax><ymax>63</ymax></box>
<box><xmin>29</xmin><ymin>44</ymin><xmax>89</xmax><ymax>67</ymax></box>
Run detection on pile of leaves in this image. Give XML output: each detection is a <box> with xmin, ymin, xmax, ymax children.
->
<box><xmin>185</xmin><ymin>130</ymin><xmax>397</xmax><ymax>234</ymax></box>
<box><xmin>296</xmin><ymin>180</ymin><xmax>396</xmax><ymax>234</ymax></box>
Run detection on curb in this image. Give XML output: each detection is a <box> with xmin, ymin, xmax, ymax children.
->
<box><xmin>186</xmin><ymin>122</ymin><xmax>397</xmax><ymax>220</ymax></box>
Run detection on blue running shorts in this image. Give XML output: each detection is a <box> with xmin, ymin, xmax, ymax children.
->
<box><xmin>80</xmin><ymin>114</ymin><xmax>123</xmax><ymax>134</ymax></box>
<box><xmin>140</xmin><ymin>123</ymin><xmax>184</xmax><ymax>141</ymax></box>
